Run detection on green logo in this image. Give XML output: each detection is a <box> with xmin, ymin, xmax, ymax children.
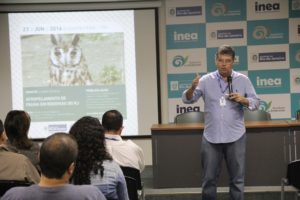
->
<box><xmin>259</xmin><ymin>100</ymin><xmax>272</xmax><ymax>111</ymax></box>
<box><xmin>172</xmin><ymin>55</ymin><xmax>188</xmax><ymax>67</ymax></box>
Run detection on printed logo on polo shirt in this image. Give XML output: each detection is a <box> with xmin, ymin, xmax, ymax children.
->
<box><xmin>259</xmin><ymin>100</ymin><xmax>272</xmax><ymax>111</ymax></box>
<box><xmin>211</xmin><ymin>3</ymin><xmax>227</xmax><ymax>16</ymax></box>
<box><xmin>255</xmin><ymin>1</ymin><xmax>280</xmax><ymax>13</ymax></box>
<box><xmin>169</xmin><ymin>6</ymin><xmax>202</xmax><ymax>17</ymax></box>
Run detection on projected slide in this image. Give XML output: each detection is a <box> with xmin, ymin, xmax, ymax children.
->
<box><xmin>9</xmin><ymin>11</ymin><xmax>138</xmax><ymax>138</ymax></box>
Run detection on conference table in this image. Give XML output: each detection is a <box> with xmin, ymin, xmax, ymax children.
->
<box><xmin>151</xmin><ymin>120</ymin><xmax>300</xmax><ymax>188</ymax></box>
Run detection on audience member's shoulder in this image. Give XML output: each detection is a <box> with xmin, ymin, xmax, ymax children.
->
<box><xmin>1</xmin><ymin>185</ymin><xmax>35</xmax><ymax>200</ymax></box>
<box><xmin>71</xmin><ymin>184</ymin><xmax>106</xmax><ymax>199</ymax></box>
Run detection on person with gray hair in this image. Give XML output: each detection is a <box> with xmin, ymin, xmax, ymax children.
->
<box><xmin>183</xmin><ymin>45</ymin><xmax>260</xmax><ymax>200</ymax></box>
<box><xmin>2</xmin><ymin>132</ymin><xmax>105</xmax><ymax>200</ymax></box>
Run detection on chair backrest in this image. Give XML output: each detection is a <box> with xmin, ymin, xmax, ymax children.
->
<box><xmin>287</xmin><ymin>160</ymin><xmax>300</xmax><ymax>189</ymax></box>
<box><xmin>244</xmin><ymin>109</ymin><xmax>271</xmax><ymax>121</ymax></box>
<box><xmin>120</xmin><ymin>166</ymin><xmax>142</xmax><ymax>200</ymax></box>
<box><xmin>0</xmin><ymin>180</ymin><xmax>32</xmax><ymax>196</ymax></box>
<box><xmin>174</xmin><ymin>111</ymin><xmax>205</xmax><ymax>124</ymax></box>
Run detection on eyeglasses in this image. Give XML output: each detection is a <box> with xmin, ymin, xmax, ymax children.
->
<box><xmin>217</xmin><ymin>59</ymin><xmax>233</xmax><ymax>65</ymax></box>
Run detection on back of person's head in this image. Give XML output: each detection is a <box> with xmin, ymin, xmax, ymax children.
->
<box><xmin>4</xmin><ymin>110</ymin><xmax>32</xmax><ymax>149</ymax></box>
<box><xmin>216</xmin><ymin>44</ymin><xmax>235</xmax><ymax>60</ymax></box>
<box><xmin>39</xmin><ymin>132</ymin><xmax>78</xmax><ymax>179</ymax></box>
<box><xmin>69</xmin><ymin>116</ymin><xmax>111</xmax><ymax>184</ymax></box>
<box><xmin>0</xmin><ymin>119</ymin><xmax>3</xmax><ymax>134</ymax></box>
<box><xmin>102</xmin><ymin>110</ymin><xmax>123</xmax><ymax>131</ymax></box>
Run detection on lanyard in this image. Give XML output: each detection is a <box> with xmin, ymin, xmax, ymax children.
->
<box><xmin>217</xmin><ymin>76</ymin><xmax>229</xmax><ymax>94</ymax></box>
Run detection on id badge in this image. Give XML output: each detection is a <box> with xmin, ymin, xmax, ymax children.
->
<box><xmin>219</xmin><ymin>96</ymin><xmax>226</xmax><ymax>107</ymax></box>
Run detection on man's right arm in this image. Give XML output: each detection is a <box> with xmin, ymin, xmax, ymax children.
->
<box><xmin>184</xmin><ymin>74</ymin><xmax>201</xmax><ymax>101</ymax></box>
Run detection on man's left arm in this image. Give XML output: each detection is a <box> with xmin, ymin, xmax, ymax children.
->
<box><xmin>229</xmin><ymin>78</ymin><xmax>260</xmax><ymax>110</ymax></box>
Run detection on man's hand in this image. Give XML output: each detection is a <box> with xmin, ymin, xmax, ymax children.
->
<box><xmin>229</xmin><ymin>93</ymin><xmax>249</xmax><ymax>107</ymax></box>
<box><xmin>186</xmin><ymin>73</ymin><xmax>201</xmax><ymax>100</ymax></box>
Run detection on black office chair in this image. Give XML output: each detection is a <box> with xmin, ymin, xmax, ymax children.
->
<box><xmin>0</xmin><ymin>180</ymin><xmax>32</xmax><ymax>197</ymax></box>
<box><xmin>120</xmin><ymin>166</ymin><xmax>144</xmax><ymax>200</ymax></box>
<box><xmin>281</xmin><ymin>160</ymin><xmax>300</xmax><ymax>200</ymax></box>
<box><xmin>244</xmin><ymin>109</ymin><xmax>271</xmax><ymax>121</ymax></box>
<box><xmin>174</xmin><ymin>111</ymin><xmax>205</xmax><ymax>124</ymax></box>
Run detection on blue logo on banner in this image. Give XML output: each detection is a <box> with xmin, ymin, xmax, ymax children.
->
<box><xmin>206</xmin><ymin>0</ymin><xmax>246</xmax><ymax>22</ymax></box>
<box><xmin>217</xmin><ymin>29</ymin><xmax>244</xmax><ymax>39</ymax></box>
<box><xmin>291</xmin><ymin>93</ymin><xmax>300</xmax><ymax>119</ymax></box>
<box><xmin>289</xmin><ymin>44</ymin><xmax>300</xmax><ymax>68</ymax></box>
<box><xmin>170</xmin><ymin>6</ymin><xmax>202</xmax><ymax>17</ymax></box>
<box><xmin>258</xmin><ymin>52</ymin><xmax>286</xmax><ymax>62</ymax></box>
<box><xmin>290</xmin><ymin>0</ymin><xmax>300</xmax><ymax>17</ymax></box>
<box><xmin>166</xmin><ymin>24</ymin><xmax>206</xmax><ymax>49</ymax></box>
<box><xmin>207</xmin><ymin>46</ymin><xmax>247</xmax><ymax>72</ymax></box>
<box><xmin>247</xmin><ymin>19</ymin><xmax>289</xmax><ymax>45</ymax></box>
<box><xmin>168</xmin><ymin>73</ymin><xmax>205</xmax><ymax>98</ymax></box>
<box><xmin>248</xmin><ymin>69</ymin><xmax>290</xmax><ymax>94</ymax></box>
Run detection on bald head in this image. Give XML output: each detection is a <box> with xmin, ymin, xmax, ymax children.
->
<box><xmin>40</xmin><ymin>132</ymin><xmax>78</xmax><ymax>179</ymax></box>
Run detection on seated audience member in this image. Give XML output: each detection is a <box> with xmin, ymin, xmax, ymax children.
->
<box><xmin>2</xmin><ymin>132</ymin><xmax>105</xmax><ymax>200</ymax></box>
<box><xmin>102</xmin><ymin>110</ymin><xmax>145</xmax><ymax>172</ymax></box>
<box><xmin>0</xmin><ymin>119</ymin><xmax>40</xmax><ymax>184</ymax></box>
<box><xmin>70</xmin><ymin>116</ymin><xmax>129</xmax><ymax>200</ymax></box>
<box><xmin>4</xmin><ymin>110</ymin><xmax>40</xmax><ymax>171</ymax></box>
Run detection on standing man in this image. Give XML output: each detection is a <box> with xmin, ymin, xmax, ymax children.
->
<box><xmin>102</xmin><ymin>110</ymin><xmax>145</xmax><ymax>172</ymax></box>
<box><xmin>182</xmin><ymin>45</ymin><xmax>260</xmax><ymax>200</ymax></box>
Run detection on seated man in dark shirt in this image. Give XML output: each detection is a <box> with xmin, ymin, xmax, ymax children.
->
<box><xmin>2</xmin><ymin>132</ymin><xmax>106</xmax><ymax>200</ymax></box>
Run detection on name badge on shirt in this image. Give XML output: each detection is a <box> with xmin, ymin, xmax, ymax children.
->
<box><xmin>220</xmin><ymin>96</ymin><xmax>226</xmax><ymax>107</ymax></box>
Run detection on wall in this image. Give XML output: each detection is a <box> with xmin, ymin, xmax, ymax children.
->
<box><xmin>165</xmin><ymin>0</ymin><xmax>300</xmax><ymax>122</ymax></box>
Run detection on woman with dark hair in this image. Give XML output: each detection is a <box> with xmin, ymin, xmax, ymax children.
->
<box><xmin>70</xmin><ymin>116</ymin><xmax>129</xmax><ymax>200</ymax></box>
<box><xmin>4</xmin><ymin>110</ymin><xmax>40</xmax><ymax>171</ymax></box>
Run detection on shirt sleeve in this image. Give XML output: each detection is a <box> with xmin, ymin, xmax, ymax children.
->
<box><xmin>24</xmin><ymin>158</ymin><xmax>40</xmax><ymax>184</ymax></box>
<box><xmin>182</xmin><ymin>79</ymin><xmax>203</xmax><ymax>104</ymax></box>
<box><xmin>244</xmin><ymin>77</ymin><xmax>260</xmax><ymax>111</ymax></box>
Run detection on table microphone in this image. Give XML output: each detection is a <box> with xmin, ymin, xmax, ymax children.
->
<box><xmin>228</xmin><ymin>76</ymin><xmax>233</xmax><ymax>94</ymax></box>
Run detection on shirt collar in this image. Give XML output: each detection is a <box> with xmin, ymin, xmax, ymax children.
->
<box><xmin>105</xmin><ymin>134</ymin><xmax>122</xmax><ymax>141</ymax></box>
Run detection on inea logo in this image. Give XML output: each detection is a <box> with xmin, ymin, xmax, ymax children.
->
<box><xmin>256</xmin><ymin>76</ymin><xmax>281</xmax><ymax>87</ymax></box>
<box><xmin>176</xmin><ymin>105</ymin><xmax>200</xmax><ymax>114</ymax></box>
<box><xmin>174</xmin><ymin>31</ymin><xmax>198</xmax><ymax>41</ymax></box>
<box><xmin>255</xmin><ymin>1</ymin><xmax>280</xmax><ymax>12</ymax></box>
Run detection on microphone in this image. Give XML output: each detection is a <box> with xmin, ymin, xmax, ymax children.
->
<box><xmin>227</xmin><ymin>76</ymin><xmax>233</xmax><ymax>94</ymax></box>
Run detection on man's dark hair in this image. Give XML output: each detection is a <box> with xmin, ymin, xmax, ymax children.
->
<box><xmin>102</xmin><ymin>110</ymin><xmax>123</xmax><ymax>131</ymax></box>
<box><xmin>216</xmin><ymin>44</ymin><xmax>235</xmax><ymax>60</ymax></box>
<box><xmin>39</xmin><ymin>132</ymin><xmax>78</xmax><ymax>179</ymax></box>
<box><xmin>0</xmin><ymin>119</ymin><xmax>3</xmax><ymax>135</ymax></box>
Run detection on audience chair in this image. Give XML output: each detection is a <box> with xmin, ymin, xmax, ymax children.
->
<box><xmin>0</xmin><ymin>180</ymin><xmax>32</xmax><ymax>197</ymax></box>
<box><xmin>120</xmin><ymin>166</ymin><xmax>144</xmax><ymax>200</ymax></box>
<box><xmin>244</xmin><ymin>109</ymin><xmax>271</xmax><ymax>121</ymax></box>
<box><xmin>174</xmin><ymin>111</ymin><xmax>205</xmax><ymax>124</ymax></box>
<box><xmin>281</xmin><ymin>160</ymin><xmax>300</xmax><ymax>200</ymax></box>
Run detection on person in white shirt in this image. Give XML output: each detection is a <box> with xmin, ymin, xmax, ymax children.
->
<box><xmin>102</xmin><ymin>110</ymin><xmax>145</xmax><ymax>172</ymax></box>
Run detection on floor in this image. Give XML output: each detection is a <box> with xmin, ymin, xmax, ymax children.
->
<box><xmin>141</xmin><ymin>166</ymin><xmax>299</xmax><ymax>200</ymax></box>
